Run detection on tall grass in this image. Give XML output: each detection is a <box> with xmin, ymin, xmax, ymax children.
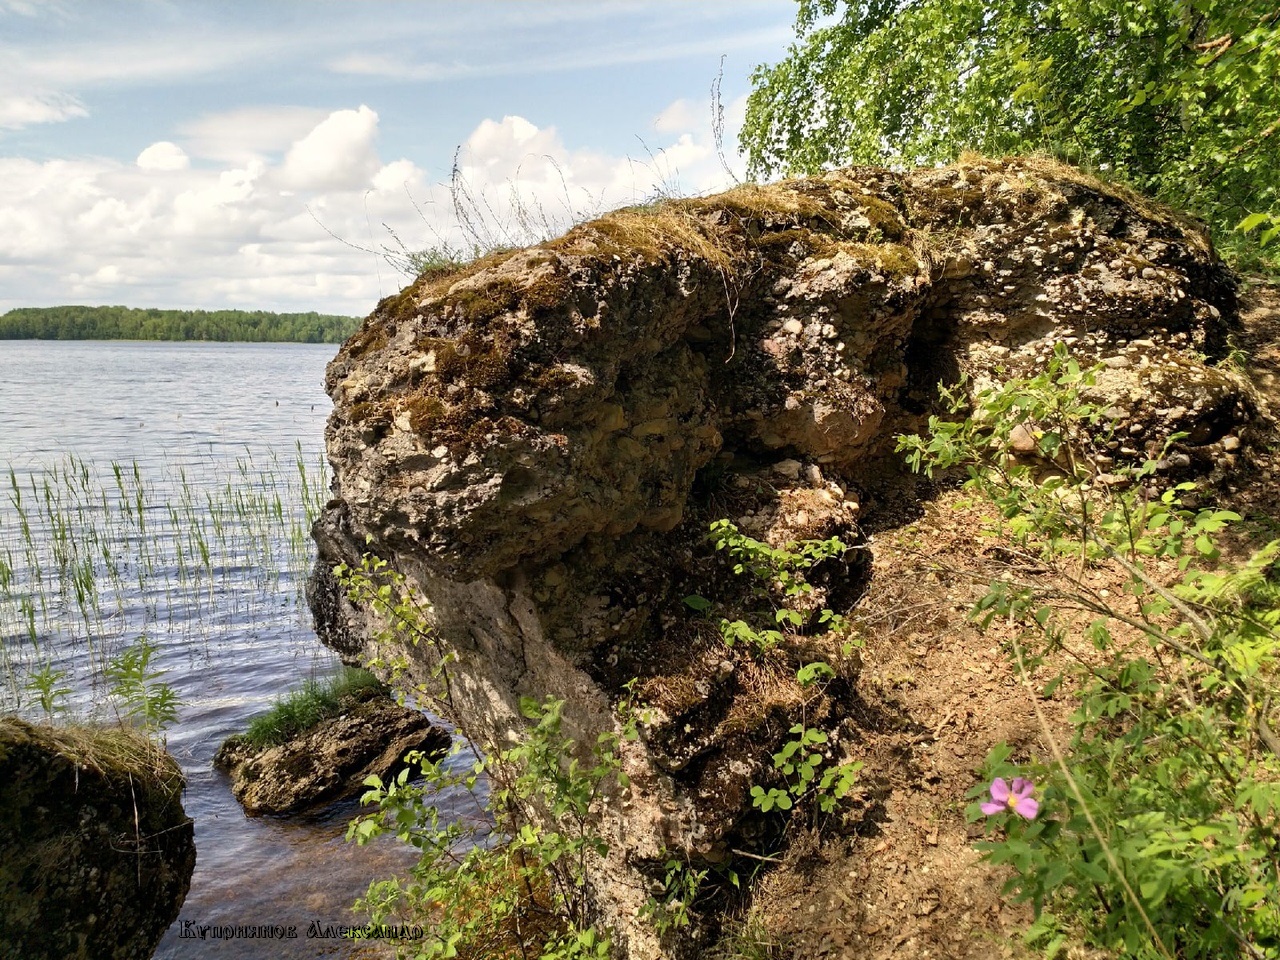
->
<box><xmin>0</xmin><ymin>443</ymin><xmax>328</xmax><ymax>714</ymax></box>
<box><xmin>240</xmin><ymin>666</ymin><xmax>384</xmax><ymax>750</ymax></box>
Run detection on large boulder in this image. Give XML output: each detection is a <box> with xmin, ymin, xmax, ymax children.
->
<box><xmin>311</xmin><ymin>157</ymin><xmax>1254</xmax><ymax>958</ymax></box>
<box><xmin>0</xmin><ymin>718</ymin><xmax>195</xmax><ymax>960</ymax></box>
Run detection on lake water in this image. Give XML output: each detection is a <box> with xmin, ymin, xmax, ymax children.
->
<box><xmin>0</xmin><ymin>340</ymin><xmax>436</xmax><ymax>959</ymax></box>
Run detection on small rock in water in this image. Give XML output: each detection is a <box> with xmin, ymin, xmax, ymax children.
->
<box><xmin>214</xmin><ymin>687</ymin><xmax>450</xmax><ymax>817</ymax></box>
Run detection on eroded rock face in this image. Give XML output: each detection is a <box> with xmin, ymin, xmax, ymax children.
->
<box><xmin>213</xmin><ymin>687</ymin><xmax>451</xmax><ymax>816</ymax></box>
<box><xmin>0</xmin><ymin>719</ymin><xmax>195</xmax><ymax>960</ymax></box>
<box><xmin>311</xmin><ymin>158</ymin><xmax>1253</xmax><ymax>958</ymax></box>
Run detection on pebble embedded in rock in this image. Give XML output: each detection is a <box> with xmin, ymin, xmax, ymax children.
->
<box><xmin>773</xmin><ymin>459</ymin><xmax>803</xmax><ymax>479</ymax></box>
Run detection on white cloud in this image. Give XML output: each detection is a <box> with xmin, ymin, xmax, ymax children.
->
<box><xmin>462</xmin><ymin>116</ymin><xmax>564</xmax><ymax>181</ymax></box>
<box><xmin>279</xmin><ymin>105</ymin><xmax>380</xmax><ymax>192</ymax></box>
<box><xmin>371</xmin><ymin>158</ymin><xmax>429</xmax><ymax>196</ymax></box>
<box><xmin>2</xmin><ymin>34</ymin><xmax>280</xmax><ymax>89</ymax></box>
<box><xmin>178</xmin><ymin>106</ymin><xmax>330</xmax><ymax>164</ymax></box>
<box><xmin>0</xmin><ymin>91</ymin><xmax>87</xmax><ymax>129</ymax></box>
<box><xmin>653</xmin><ymin>98</ymin><xmax>705</xmax><ymax>134</ymax></box>
<box><xmin>0</xmin><ymin>96</ymin><xmax>755</xmax><ymax>316</ymax></box>
<box><xmin>171</xmin><ymin>162</ymin><xmax>266</xmax><ymax>237</ymax></box>
<box><xmin>327</xmin><ymin>52</ymin><xmax>455</xmax><ymax>82</ymax></box>
<box><xmin>137</xmin><ymin>141</ymin><xmax>189</xmax><ymax>172</ymax></box>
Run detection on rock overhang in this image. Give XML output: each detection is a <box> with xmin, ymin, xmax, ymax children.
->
<box><xmin>309</xmin><ymin>156</ymin><xmax>1255</xmax><ymax>959</ymax></box>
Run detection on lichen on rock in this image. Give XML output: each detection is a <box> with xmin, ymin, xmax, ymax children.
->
<box><xmin>311</xmin><ymin>157</ymin><xmax>1254</xmax><ymax>958</ymax></box>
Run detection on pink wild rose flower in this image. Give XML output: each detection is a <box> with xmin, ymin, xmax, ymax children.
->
<box><xmin>981</xmin><ymin>777</ymin><xmax>1039</xmax><ymax>819</ymax></box>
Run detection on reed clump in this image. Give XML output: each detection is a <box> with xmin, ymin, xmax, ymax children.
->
<box><xmin>241</xmin><ymin>667</ymin><xmax>385</xmax><ymax>749</ymax></box>
<box><xmin>0</xmin><ymin>444</ymin><xmax>329</xmax><ymax>717</ymax></box>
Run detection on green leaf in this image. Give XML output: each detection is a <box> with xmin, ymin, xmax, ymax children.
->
<box><xmin>796</xmin><ymin>661</ymin><xmax>836</xmax><ymax>686</ymax></box>
<box><xmin>1041</xmin><ymin>673</ymin><xmax>1065</xmax><ymax>697</ymax></box>
<box><xmin>1237</xmin><ymin>212</ymin><xmax>1270</xmax><ymax>233</ymax></box>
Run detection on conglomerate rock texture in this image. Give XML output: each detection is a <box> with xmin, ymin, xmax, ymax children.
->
<box><xmin>310</xmin><ymin>157</ymin><xmax>1254</xmax><ymax>958</ymax></box>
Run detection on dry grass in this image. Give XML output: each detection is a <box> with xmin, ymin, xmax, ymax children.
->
<box><xmin>1</xmin><ymin>715</ymin><xmax>180</xmax><ymax>785</ymax></box>
<box><xmin>684</xmin><ymin>181</ymin><xmax>831</xmax><ymax>221</ymax></box>
<box><xmin>560</xmin><ymin>203</ymin><xmax>736</xmax><ymax>273</ymax></box>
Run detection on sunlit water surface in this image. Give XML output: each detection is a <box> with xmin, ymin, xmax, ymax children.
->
<box><xmin>0</xmin><ymin>341</ymin><xmax>467</xmax><ymax>958</ymax></box>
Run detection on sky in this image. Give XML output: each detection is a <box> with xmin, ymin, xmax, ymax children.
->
<box><xmin>0</xmin><ymin>0</ymin><xmax>801</xmax><ymax>317</ymax></box>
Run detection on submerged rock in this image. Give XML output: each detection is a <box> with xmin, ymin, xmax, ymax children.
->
<box><xmin>311</xmin><ymin>157</ymin><xmax>1254</xmax><ymax>958</ymax></box>
<box><xmin>214</xmin><ymin>686</ymin><xmax>450</xmax><ymax>816</ymax></box>
<box><xmin>0</xmin><ymin>718</ymin><xmax>195</xmax><ymax>960</ymax></box>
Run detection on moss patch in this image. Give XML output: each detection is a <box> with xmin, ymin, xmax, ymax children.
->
<box><xmin>345</xmin><ymin>319</ymin><xmax>392</xmax><ymax>360</ymax></box>
<box><xmin>406</xmin><ymin>393</ymin><xmax>449</xmax><ymax>435</ymax></box>
<box><xmin>348</xmin><ymin>400</ymin><xmax>392</xmax><ymax>428</ymax></box>
<box><xmin>539</xmin><ymin>203</ymin><xmax>734</xmax><ymax>275</ymax></box>
<box><xmin>520</xmin><ymin>263</ymin><xmax>575</xmax><ymax>313</ymax></box>
<box><xmin>853</xmin><ymin>195</ymin><xmax>908</xmax><ymax>240</ymax></box>
<box><xmin>445</xmin><ymin>277</ymin><xmax>522</xmax><ymax>326</ymax></box>
<box><xmin>837</xmin><ymin>241</ymin><xmax>921</xmax><ymax>279</ymax></box>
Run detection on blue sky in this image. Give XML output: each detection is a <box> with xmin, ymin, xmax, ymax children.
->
<box><xmin>0</xmin><ymin>0</ymin><xmax>799</xmax><ymax>316</ymax></box>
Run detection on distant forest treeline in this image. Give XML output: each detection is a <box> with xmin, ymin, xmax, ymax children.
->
<box><xmin>0</xmin><ymin>306</ymin><xmax>362</xmax><ymax>343</ymax></box>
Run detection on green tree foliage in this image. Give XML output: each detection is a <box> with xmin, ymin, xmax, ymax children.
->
<box><xmin>743</xmin><ymin>0</ymin><xmax>1280</xmax><ymax>251</ymax></box>
<box><xmin>0</xmin><ymin>305</ymin><xmax>360</xmax><ymax>343</ymax></box>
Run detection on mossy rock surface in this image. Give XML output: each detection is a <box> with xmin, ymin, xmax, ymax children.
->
<box><xmin>0</xmin><ymin>718</ymin><xmax>195</xmax><ymax>960</ymax></box>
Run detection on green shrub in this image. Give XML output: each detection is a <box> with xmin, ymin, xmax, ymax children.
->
<box><xmin>23</xmin><ymin>663</ymin><xmax>71</xmax><ymax>723</ymax></box>
<box><xmin>347</xmin><ymin>695</ymin><xmax>622</xmax><ymax>960</ymax></box>
<box><xmin>336</xmin><ymin>556</ymin><xmax>622</xmax><ymax>958</ymax></box>
<box><xmin>105</xmin><ymin>635</ymin><xmax>181</xmax><ymax>733</ymax></box>
<box><xmin>899</xmin><ymin>345</ymin><xmax>1280</xmax><ymax>958</ymax></box>
<box><xmin>688</xmin><ymin>520</ymin><xmax>851</xmax><ymax>656</ymax></box>
<box><xmin>688</xmin><ymin>523</ymin><xmax>862</xmax><ymax>818</ymax></box>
